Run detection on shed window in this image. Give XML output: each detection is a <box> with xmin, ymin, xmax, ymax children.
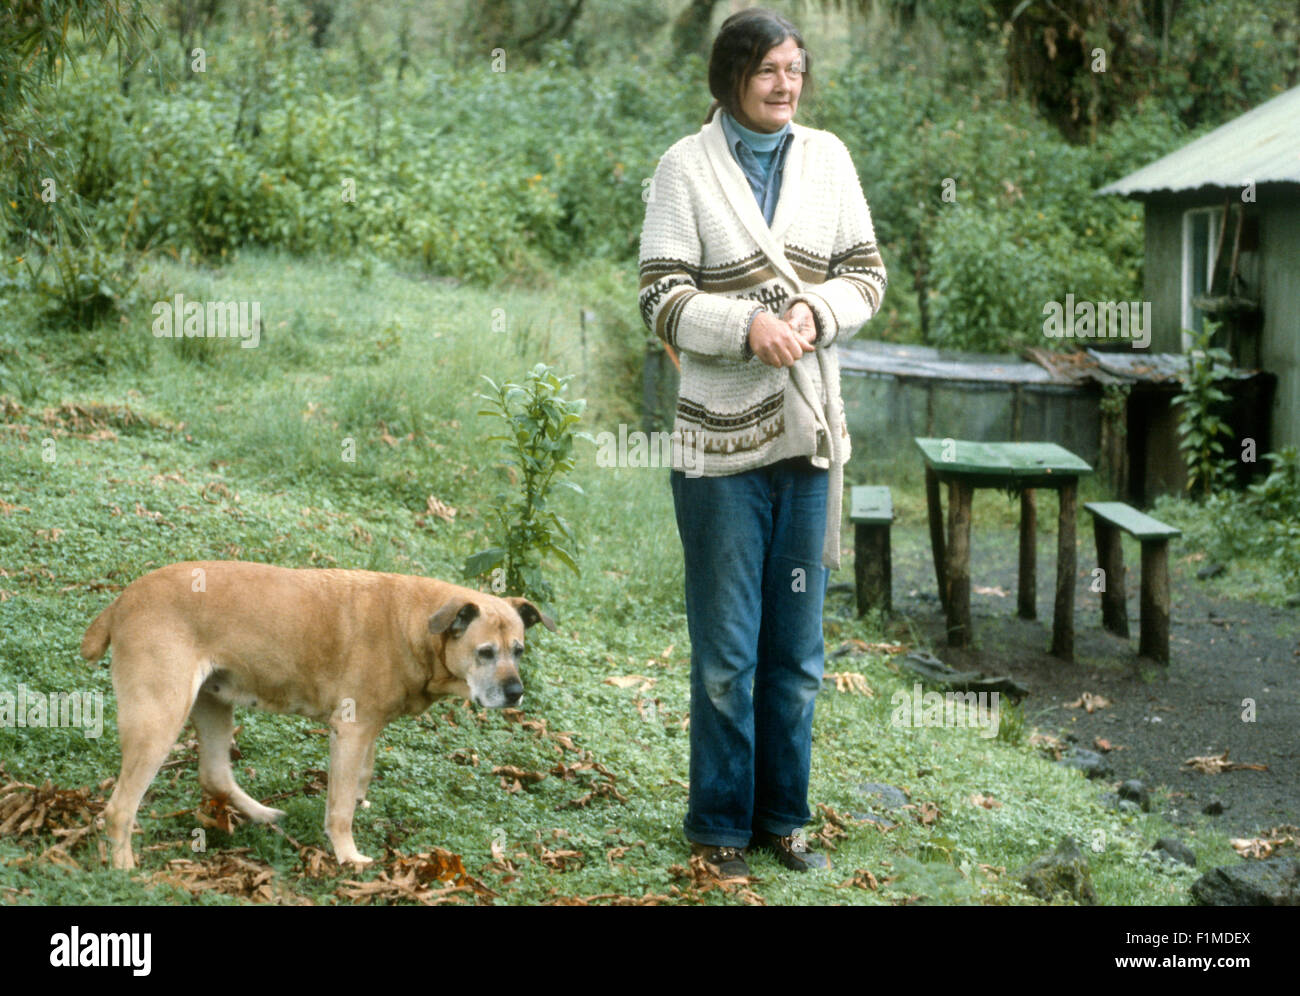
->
<box><xmin>1180</xmin><ymin>207</ymin><xmax>1222</xmax><ymax>347</ymax></box>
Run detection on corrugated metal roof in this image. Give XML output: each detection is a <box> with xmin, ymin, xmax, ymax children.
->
<box><xmin>1098</xmin><ymin>85</ymin><xmax>1300</xmax><ymax>196</ymax></box>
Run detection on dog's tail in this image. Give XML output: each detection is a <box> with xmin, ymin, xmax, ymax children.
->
<box><xmin>81</xmin><ymin>602</ymin><xmax>114</xmax><ymax>661</ymax></box>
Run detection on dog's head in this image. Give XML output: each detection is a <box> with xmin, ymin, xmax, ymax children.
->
<box><xmin>427</xmin><ymin>594</ymin><xmax>556</xmax><ymax>708</ymax></box>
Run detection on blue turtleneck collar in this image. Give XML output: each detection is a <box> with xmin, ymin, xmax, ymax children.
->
<box><xmin>721</xmin><ymin>109</ymin><xmax>791</xmax><ymax>153</ymax></box>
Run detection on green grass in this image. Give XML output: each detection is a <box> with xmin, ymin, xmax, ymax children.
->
<box><xmin>0</xmin><ymin>250</ymin><xmax>1243</xmax><ymax>904</ymax></box>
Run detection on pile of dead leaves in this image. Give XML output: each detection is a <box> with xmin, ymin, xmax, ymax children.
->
<box><xmin>664</xmin><ymin>854</ymin><xmax>767</xmax><ymax>906</ymax></box>
<box><xmin>0</xmin><ymin>771</ymin><xmax>111</xmax><ymax>866</ymax></box>
<box><xmin>338</xmin><ymin>849</ymin><xmax>497</xmax><ymax>906</ymax></box>
<box><xmin>545</xmin><ymin>890</ymin><xmax>675</xmax><ymax>906</ymax></box>
<box><xmin>1182</xmin><ymin>750</ymin><xmax>1268</xmax><ymax>775</ymax></box>
<box><xmin>151</xmin><ymin>850</ymin><xmax>312</xmax><ymax>905</ymax></box>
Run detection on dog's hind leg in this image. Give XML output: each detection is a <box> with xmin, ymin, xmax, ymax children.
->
<box><xmin>191</xmin><ymin>692</ymin><xmax>286</xmax><ymax>824</ymax></box>
<box><xmin>103</xmin><ymin>657</ymin><xmax>196</xmax><ymax>871</ymax></box>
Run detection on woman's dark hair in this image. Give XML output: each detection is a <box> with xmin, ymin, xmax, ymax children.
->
<box><xmin>704</xmin><ymin>7</ymin><xmax>811</xmax><ymax>125</ymax></box>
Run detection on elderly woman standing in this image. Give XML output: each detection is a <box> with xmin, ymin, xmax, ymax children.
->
<box><xmin>638</xmin><ymin>7</ymin><xmax>886</xmax><ymax>877</ymax></box>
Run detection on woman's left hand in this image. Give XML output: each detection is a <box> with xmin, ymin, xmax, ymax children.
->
<box><xmin>781</xmin><ymin>302</ymin><xmax>816</xmax><ymax>346</ymax></box>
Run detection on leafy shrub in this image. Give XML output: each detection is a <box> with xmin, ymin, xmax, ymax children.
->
<box><xmin>463</xmin><ymin>364</ymin><xmax>589</xmax><ymax>611</ymax></box>
<box><xmin>1173</xmin><ymin>324</ymin><xmax>1235</xmax><ymax>498</ymax></box>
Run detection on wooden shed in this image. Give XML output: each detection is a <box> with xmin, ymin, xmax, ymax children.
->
<box><xmin>1098</xmin><ymin>84</ymin><xmax>1300</xmax><ymax>452</ymax></box>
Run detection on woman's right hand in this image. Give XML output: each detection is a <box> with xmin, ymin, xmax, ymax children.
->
<box><xmin>747</xmin><ymin>310</ymin><xmax>816</xmax><ymax>367</ymax></box>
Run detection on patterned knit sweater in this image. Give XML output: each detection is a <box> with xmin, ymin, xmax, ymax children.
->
<box><xmin>637</xmin><ymin>111</ymin><xmax>887</xmax><ymax>567</ymax></box>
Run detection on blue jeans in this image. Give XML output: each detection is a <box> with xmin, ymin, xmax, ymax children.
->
<box><xmin>670</xmin><ymin>457</ymin><xmax>829</xmax><ymax>848</ymax></box>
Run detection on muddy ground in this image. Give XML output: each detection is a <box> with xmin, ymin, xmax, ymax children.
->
<box><xmin>849</xmin><ymin>521</ymin><xmax>1299</xmax><ymax>838</ymax></box>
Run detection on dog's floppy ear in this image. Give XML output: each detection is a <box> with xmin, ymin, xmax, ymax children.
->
<box><xmin>506</xmin><ymin>597</ymin><xmax>557</xmax><ymax>633</ymax></box>
<box><xmin>428</xmin><ymin>601</ymin><xmax>480</xmax><ymax>638</ymax></box>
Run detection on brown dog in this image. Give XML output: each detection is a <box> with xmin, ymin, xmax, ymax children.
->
<box><xmin>80</xmin><ymin>560</ymin><xmax>554</xmax><ymax>869</ymax></box>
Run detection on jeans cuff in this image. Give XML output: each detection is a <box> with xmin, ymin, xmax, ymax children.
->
<box><xmin>684</xmin><ymin>823</ymin><xmax>752</xmax><ymax>849</ymax></box>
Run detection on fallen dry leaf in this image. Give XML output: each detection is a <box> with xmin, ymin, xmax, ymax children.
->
<box><xmin>1029</xmin><ymin>731</ymin><xmax>1065</xmax><ymax>760</ymax></box>
<box><xmin>913</xmin><ymin>801</ymin><xmax>942</xmax><ymax>826</ymax></box>
<box><xmin>1064</xmin><ymin>692</ymin><xmax>1111</xmax><ymax>713</ymax></box>
<box><xmin>425</xmin><ymin>495</ymin><xmax>456</xmax><ymax>522</ymax></box>
<box><xmin>835</xmin><ymin>868</ymin><xmax>880</xmax><ymax>890</ymax></box>
<box><xmin>492</xmin><ymin>765</ymin><xmax>548</xmax><ymax>793</ymax></box>
<box><xmin>968</xmin><ymin>793</ymin><xmax>1002</xmax><ymax>810</ymax></box>
<box><xmin>811</xmin><ymin>803</ymin><xmax>851</xmax><ymax>850</ymax></box>
<box><xmin>1183</xmin><ymin>750</ymin><xmax>1269</xmax><ymax>775</ymax></box>
<box><xmin>1229</xmin><ymin>826</ymin><xmax>1298</xmax><ymax>860</ymax></box>
<box><xmin>604</xmin><ymin>674</ymin><xmax>656</xmax><ymax>691</ymax></box>
<box><xmin>830</xmin><ymin>671</ymin><xmax>874</xmax><ymax>696</ymax></box>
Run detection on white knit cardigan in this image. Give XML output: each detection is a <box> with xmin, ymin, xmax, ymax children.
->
<box><xmin>638</xmin><ymin>111</ymin><xmax>887</xmax><ymax>568</ymax></box>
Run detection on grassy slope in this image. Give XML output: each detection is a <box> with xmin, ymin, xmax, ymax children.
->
<box><xmin>0</xmin><ymin>251</ymin><xmax>1238</xmax><ymax>904</ymax></box>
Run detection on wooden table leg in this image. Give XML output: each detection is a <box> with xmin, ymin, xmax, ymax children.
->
<box><xmin>1139</xmin><ymin>539</ymin><xmax>1172</xmax><ymax>664</ymax></box>
<box><xmin>1094</xmin><ymin>517</ymin><xmax>1129</xmax><ymax>637</ymax></box>
<box><xmin>1051</xmin><ymin>480</ymin><xmax>1077</xmax><ymax>661</ymax></box>
<box><xmin>946</xmin><ymin>480</ymin><xmax>972</xmax><ymax>647</ymax></box>
<box><xmin>925</xmin><ymin>466</ymin><xmax>947</xmax><ymax>613</ymax></box>
<box><xmin>1018</xmin><ymin>488</ymin><xmax>1036</xmax><ymax>620</ymax></box>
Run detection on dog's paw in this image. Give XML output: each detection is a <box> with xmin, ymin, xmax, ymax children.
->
<box><xmin>247</xmin><ymin>804</ymin><xmax>287</xmax><ymax>824</ymax></box>
<box><xmin>338</xmin><ymin>852</ymin><xmax>374</xmax><ymax>868</ymax></box>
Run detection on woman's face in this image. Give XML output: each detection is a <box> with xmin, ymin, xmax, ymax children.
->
<box><xmin>735</xmin><ymin>36</ymin><xmax>804</xmax><ymax>133</ymax></box>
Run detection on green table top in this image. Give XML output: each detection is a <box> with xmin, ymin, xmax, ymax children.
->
<box><xmin>914</xmin><ymin>438</ymin><xmax>1093</xmax><ymax>481</ymax></box>
<box><xmin>850</xmin><ymin>485</ymin><xmax>893</xmax><ymax>524</ymax></box>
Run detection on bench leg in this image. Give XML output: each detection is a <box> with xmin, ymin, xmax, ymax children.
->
<box><xmin>945</xmin><ymin>480</ymin><xmax>972</xmax><ymax>647</ymax></box>
<box><xmin>1051</xmin><ymin>481</ymin><xmax>1077</xmax><ymax>661</ymax></box>
<box><xmin>1018</xmin><ymin>488</ymin><xmax>1036</xmax><ymax>620</ymax></box>
<box><xmin>854</xmin><ymin>522</ymin><xmax>892</xmax><ymax>616</ymax></box>
<box><xmin>925</xmin><ymin>466</ymin><xmax>947</xmax><ymax>613</ymax></box>
<box><xmin>1139</xmin><ymin>539</ymin><xmax>1172</xmax><ymax>664</ymax></box>
<box><xmin>1094</xmin><ymin>519</ymin><xmax>1130</xmax><ymax>638</ymax></box>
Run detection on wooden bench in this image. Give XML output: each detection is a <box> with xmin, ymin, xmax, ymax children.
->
<box><xmin>850</xmin><ymin>486</ymin><xmax>892</xmax><ymax>616</ymax></box>
<box><xmin>1083</xmin><ymin>501</ymin><xmax>1181</xmax><ymax>664</ymax></box>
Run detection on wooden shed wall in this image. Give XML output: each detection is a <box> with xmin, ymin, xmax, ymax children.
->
<box><xmin>1259</xmin><ymin>197</ymin><xmax>1300</xmax><ymax>449</ymax></box>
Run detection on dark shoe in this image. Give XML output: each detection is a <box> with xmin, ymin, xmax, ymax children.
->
<box><xmin>749</xmin><ymin>830</ymin><xmax>830</xmax><ymax>872</ymax></box>
<box><xmin>690</xmin><ymin>842</ymin><xmax>751</xmax><ymax>879</ymax></box>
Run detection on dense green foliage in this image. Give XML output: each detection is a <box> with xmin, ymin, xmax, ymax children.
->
<box><xmin>1173</xmin><ymin>324</ymin><xmax>1235</xmax><ymax>498</ymax></box>
<box><xmin>1156</xmin><ymin>446</ymin><xmax>1300</xmax><ymax>593</ymax></box>
<box><xmin>6</xmin><ymin>1</ymin><xmax>1296</xmax><ymax>354</ymax></box>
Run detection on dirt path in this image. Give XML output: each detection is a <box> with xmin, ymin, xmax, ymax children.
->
<box><xmin>876</xmin><ymin>523</ymin><xmax>1299</xmax><ymax>838</ymax></box>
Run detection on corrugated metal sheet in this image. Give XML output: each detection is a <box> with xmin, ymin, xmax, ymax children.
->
<box><xmin>1098</xmin><ymin>85</ymin><xmax>1300</xmax><ymax>196</ymax></box>
<box><xmin>839</xmin><ymin>341</ymin><xmax>1260</xmax><ymax>385</ymax></box>
<box><xmin>839</xmin><ymin>341</ymin><xmax>1052</xmax><ymax>383</ymax></box>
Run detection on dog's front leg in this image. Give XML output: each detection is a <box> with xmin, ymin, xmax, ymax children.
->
<box><xmin>326</xmin><ymin>715</ymin><xmax>379</xmax><ymax>867</ymax></box>
<box><xmin>356</xmin><ymin>737</ymin><xmax>377</xmax><ymax>809</ymax></box>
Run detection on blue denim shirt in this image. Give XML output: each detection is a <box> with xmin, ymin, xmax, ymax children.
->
<box><xmin>719</xmin><ymin>110</ymin><xmax>793</xmax><ymax>227</ymax></box>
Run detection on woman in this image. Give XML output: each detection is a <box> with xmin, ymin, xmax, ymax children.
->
<box><xmin>638</xmin><ymin>7</ymin><xmax>887</xmax><ymax>877</ymax></box>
